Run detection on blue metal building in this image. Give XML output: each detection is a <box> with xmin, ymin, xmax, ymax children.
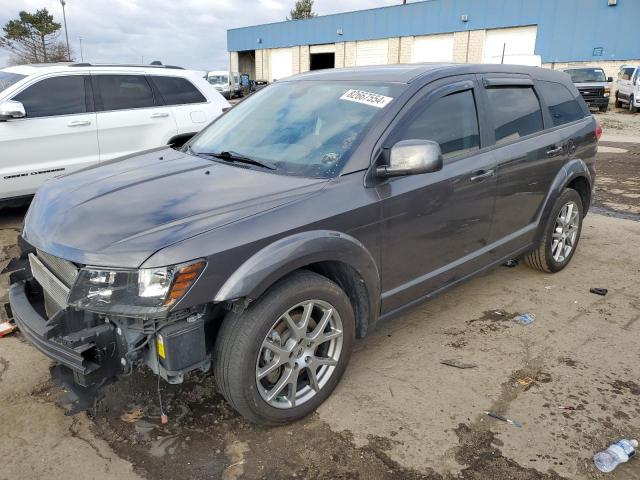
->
<box><xmin>227</xmin><ymin>0</ymin><xmax>640</xmax><ymax>82</ymax></box>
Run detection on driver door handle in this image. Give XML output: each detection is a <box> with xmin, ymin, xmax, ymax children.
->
<box><xmin>470</xmin><ymin>169</ymin><xmax>495</xmax><ymax>183</ymax></box>
<box><xmin>150</xmin><ymin>112</ymin><xmax>169</xmax><ymax>118</ymax></box>
<box><xmin>67</xmin><ymin>120</ymin><xmax>91</xmax><ymax>127</ymax></box>
<box><xmin>546</xmin><ymin>145</ymin><xmax>564</xmax><ymax>157</ymax></box>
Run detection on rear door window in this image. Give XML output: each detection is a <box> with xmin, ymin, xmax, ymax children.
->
<box><xmin>13</xmin><ymin>75</ymin><xmax>86</xmax><ymax>118</ymax></box>
<box><xmin>537</xmin><ymin>81</ymin><xmax>585</xmax><ymax>126</ymax></box>
<box><xmin>150</xmin><ymin>76</ymin><xmax>206</xmax><ymax>105</ymax></box>
<box><xmin>96</xmin><ymin>75</ymin><xmax>155</xmax><ymax>111</ymax></box>
<box><xmin>485</xmin><ymin>87</ymin><xmax>543</xmax><ymax>144</ymax></box>
<box><xmin>396</xmin><ymin>89</ymin><xmax>480</xmax><ymax>159</ymax></box>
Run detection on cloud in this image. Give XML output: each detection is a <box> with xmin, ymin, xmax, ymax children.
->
<box><xmin>0</xmin><ymin>0</ymin><xmax>405</xmax><ymax>71</ymax></box>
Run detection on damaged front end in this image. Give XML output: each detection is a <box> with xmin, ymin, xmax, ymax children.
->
<box><xmin>6</xmin><ymin>240</ymin><xmax>216</xmax><ymax>412</ymax></box>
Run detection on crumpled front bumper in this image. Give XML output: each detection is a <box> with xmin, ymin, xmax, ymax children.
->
<box><xmin>9</xmin><ymin>280</ymin><xmax>118</xmax><ymax>375</ymax></box>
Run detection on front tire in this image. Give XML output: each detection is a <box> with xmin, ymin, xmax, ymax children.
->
<box><xmin>615</xmin><ymin>94</ymin><xmax>622</xmax><ymax>108</ymax></box>
<box><xmin>213</xmin><ymin>270</ymin><xmax>355</xmax><ymax>425</ymax></box>
<box><xmin>630</xmin><ymin>95</ymin><xmax>638</xmax><ymax>113</ymax></box>
<box><xmin>599</xmin><ymin>104</ymin><xmax>609</xmax><ymax>113</ymax></box>
<box><xmin>524</xmin><ymin>189</ymin><xmax>584</xmax><ymax>273</ymax></box>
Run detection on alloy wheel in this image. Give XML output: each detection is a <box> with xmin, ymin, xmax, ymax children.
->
<box><xmin>551</xmin><ymin>201</ymin><xmax>580</xmax><ymax>263</ymax></box>
<box><xmin>256</xmin><ymin>299</ymin><xmax>343</xmax><ymax>409</ymax></box>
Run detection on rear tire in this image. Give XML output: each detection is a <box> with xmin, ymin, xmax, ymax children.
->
<box><xmin>213</xmin><ymin>270</ymin><xmax>355</xmax><ymax>425</ymax></box>
<box><xmin>524</xmin><ymin>189</ymin><xmax>583</xmax><ymax>273</ymax></box>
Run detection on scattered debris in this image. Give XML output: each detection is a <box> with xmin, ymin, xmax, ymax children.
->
<box><xmin>558</xmin><ymin>405</ymin><xmax>577</xmax><ymax>411</ymax></box>
<box><xmin>484</xmin><ymin>411</ymin><xmax>522</xmax><ymax>428</ymax></box>
<box><xmin>121</xmin><ymin>407</ymin><xmax>144</xmax><ymax>423</ymax></box>
<box><xmin>503</xmin><ymin>259</ymin><xmax>519</xmax><ymax>268</ymax></box>
<box><xmin>516</xmin><ymin>377</ymin><xmax>535</xmax><ymax>387</ymax></box>
<box><xmin>0</xmin><ymin>321</ymin><xmax>16</xmax><ymax>337</ymax></box>
<box><xmin>161</xmin><ymin>414</ymin><xmax>169</xmax><ymax>425</ymax></box>
<box><xmin>515</xmin><ymin>313</ymin><xmax>535</xmax><ymax>325</ymax></box>
<box><xmin>590</xmin><ymin>287</ymin><xmax>608</xmax><ymax>296</ymax></box>
<box><xmin>441</xmin><ymin>358</ymin><xmax>478</xmax><ymax>369</ymax></box>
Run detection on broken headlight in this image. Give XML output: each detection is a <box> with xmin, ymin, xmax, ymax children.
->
<box><xmin>67</xmin><ymin>260</ymin><xmax>206</xmax><ymax>316</ymax></box>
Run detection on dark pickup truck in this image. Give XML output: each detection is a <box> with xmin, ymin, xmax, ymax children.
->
<box><xmin>564</xmin><ymin>67</ymin><xmax>613</xmax><ymax>112</ymax></box>
<box><xmin>7</xmin><ymin>64</ymin><xmax>599</xmax><ymax>425</ymax></box>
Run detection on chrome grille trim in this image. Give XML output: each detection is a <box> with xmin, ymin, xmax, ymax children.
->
<box><xmin>29</xmin><ymin>253</ymin><xmax>70</xmax><ymax>310</ymax></box>
<box><xmin>36</xmin><ymin>249</ymin><xmax>79</xmax><ymax>287</ymax></box>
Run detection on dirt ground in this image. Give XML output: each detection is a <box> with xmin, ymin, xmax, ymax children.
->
<box><xmin>1</xmin><ymin>127</ymin><xmax>640</xmax><ymax>480</ymax></box>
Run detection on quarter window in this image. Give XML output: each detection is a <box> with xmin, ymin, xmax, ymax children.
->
<box><xmin>96</xmin><ymin>75</ymin><xmax>155</xmax><ymax>111</ymax></box>
<box><xmin>537</xmin><ymin>81</ymin><xmax>585</xmax><ymax>127</ymax></box>
<box><xmin>14</xmin><ymin>75</ymin><xmax>86</xmax><ymax>118</ymax></box>
<box><xmin>398</xmin><ymin>89</ymin><xmax>480</xmax><ymax>159</ymax></box>
<box><xmin>486</xmin><ymin>87</ymin><xmax>543</xmax><ymax>144</ymax></box>
<box><xmin>150</xmin><ymin>76</ymin><xmax>206</xmax><ymax>105</ymax></box>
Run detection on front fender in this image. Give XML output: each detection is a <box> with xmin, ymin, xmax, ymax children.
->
<box><xmin>535</xmin><ymin>158</ymin><xmax>593</xmax><ymax>243</ymax></box>
<box><xmin>214</xmin><ymin>230</ymin><xmax>381</xmax><ymax>321</ymax></box>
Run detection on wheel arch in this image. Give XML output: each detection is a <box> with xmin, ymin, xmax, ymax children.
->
<box><xmin>214</xmin><ymin>231</ymin><xmax>381</xmax><ymax>338</ymax></box>
<box><xmin>535</xmin><ymin>158</ymin><xmax>593</xmax><ymax>244</ymax></box>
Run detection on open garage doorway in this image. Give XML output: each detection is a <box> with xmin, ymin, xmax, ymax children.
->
<box><xmin>309</xmin><ymin>44</ymin><xmax>335</xmax><ymax>71</ymax></box>
<box><xmin>238</xmin><ymin>50</ymin><xmax>256</xmax><ymax>80</ymax></box>
<box><xmin>310</xmin><ymin>52</ymin><xmax>335</xmax><ymax>70</ymax></box>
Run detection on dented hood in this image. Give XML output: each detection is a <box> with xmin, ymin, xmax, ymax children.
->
<box><xmin>23</xmin><ymin>148</ymin><xmax>327</xmax><ymax>267</ymax></box>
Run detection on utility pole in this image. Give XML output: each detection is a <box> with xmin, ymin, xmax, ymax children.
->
<box><xmin>78</xmin><ymin>36</ymin><xmax>83</xmax><ymax>62</ymax></box>
<box><xmin>60</xmin><ymin>0</ymin><xmax>71</xmax><ymax>61</ymax></box>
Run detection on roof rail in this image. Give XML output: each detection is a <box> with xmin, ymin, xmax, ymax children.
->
<box><xmin>69</xmin><ymin>63</ymin><xmax>185</xmax><ymax>70</ymax></box>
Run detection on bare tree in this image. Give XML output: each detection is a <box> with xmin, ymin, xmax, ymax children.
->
<box><xmin>0</xmin><ymin>9</ymin><xmax>72</xmax><ymax>64</ymax></box>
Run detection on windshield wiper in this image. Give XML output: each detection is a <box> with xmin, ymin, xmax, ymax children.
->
<box><xmin>199</xmin><ymin>150</ymin><xmax>276</xmax><ymax>170</ymax></box>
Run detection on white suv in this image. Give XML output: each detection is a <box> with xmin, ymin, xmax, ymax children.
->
<box><xmin>615</xmin><ymin>65</ymin><xmax>640</xmax><ymax>113</ymax></box>
<box><xmin>0</xmin><ymin>63</ymin><xmax>229</xmax><ymax>201</ymax></box>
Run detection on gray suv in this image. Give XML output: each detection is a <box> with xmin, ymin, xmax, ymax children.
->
<box><xmin>7</xmin><ymin>64</ymin><xmax>599</xmax><ymax>425</ymax></box>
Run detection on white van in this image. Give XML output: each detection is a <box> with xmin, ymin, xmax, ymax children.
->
<box><xmin>0</xmin><ymin>63</ymin><xmax>229</xmax><ymax>201</ymax></box>
<box><xmin>615</xmin><ymin>65</ymin><xmax>640</xmax><ymax>113</ymax></box>
<box><xmin>206</xmin><ymin>70</ymin><xmax>242</xmax><ymax>99</ymax></box>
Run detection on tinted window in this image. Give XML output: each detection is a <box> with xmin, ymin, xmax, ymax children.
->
<box><xmin>398</xmin><ymin>89</ymin><xmax>480</xmax><ymax>159</ymax></box>
<box><xmin>486</xmin><ymin>87</ymin><xmax>543</xmax><ymax>144</ymax></box>
<box><xmin>14</xmin><ymin>75</ymin><xmax>86</xmax><ymax>118</ymax></box>
<box><xmin>537</xmin><ymin>81</ymin><xmax>584</xmax><ymax>126</ymax></box>
<box><xmin>0</xmin><ymin>71</ymin><xmax>26</xmax><ymax>94</ymax></box>
<box><xmin>151</xmin><ymin>76</ymin><xmax>206</xmax><ymax>105</ymax></box>
<box><xmin>96</xmin><ymin>75</ymin><xmax>155</xmax><ymax>111</ymax></box>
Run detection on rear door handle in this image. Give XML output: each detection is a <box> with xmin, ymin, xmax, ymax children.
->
<box><xmin>546</xmin><ymin>146</ymin><xmax>564</xmax><ymax>157</ymax></box>
<box><xmin>67</xmin><ymin>120</ymin><xmax>91</xmax><ymax>127</ymax></box>
<box><xmin>150</xmin><ymin>112</ymin><xmax>169</xmax><ymax>118</ymax></box>
<box><xmin>470</xmin><ymin>169</ymin><xmax>495</xmax><ymax>183</ymax></box>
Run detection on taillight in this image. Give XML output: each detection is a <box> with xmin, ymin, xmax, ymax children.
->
<box><xmin>595</xmin><ymin>124</ymin><xmax>603</xmax><ymax>141</ymax></box>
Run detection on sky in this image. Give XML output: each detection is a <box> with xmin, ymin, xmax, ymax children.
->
<box><xmin>0</xmin><ymin>0</ymin><xmax>411</xmax><ymax>70</ymax></box>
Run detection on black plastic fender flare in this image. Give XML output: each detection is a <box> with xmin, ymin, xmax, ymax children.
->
<box><xmin>534</xmin><ymin>158</ymin><xmax>593</xmax><ymax>244</ymax></box>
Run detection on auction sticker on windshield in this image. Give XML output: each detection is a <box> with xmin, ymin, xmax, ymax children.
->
<box><xmin>340</xmin><ymin>89</ymin><xmax>393</xmax><ymax>108</ymax></box>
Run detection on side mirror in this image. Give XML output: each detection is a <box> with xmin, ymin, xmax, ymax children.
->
<box><xmin>0</xmin><ymin>100</ymin><xmax>26</xmax><ymax>122</ymax></box>
<box><xmin>607</xmin><ymin>76</ymin><xmax>613</xmax><ymax>83</ymax></box>
<box><xmin>376</xmin><ymin>139</ymin><xmax>443</xmax><ymax>177</ymax></box>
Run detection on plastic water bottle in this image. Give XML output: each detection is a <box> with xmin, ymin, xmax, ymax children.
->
<box><xmin>593</xmin><ymin>439</ymin><xmax>638</xmax><ymax>473</ymax></box>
